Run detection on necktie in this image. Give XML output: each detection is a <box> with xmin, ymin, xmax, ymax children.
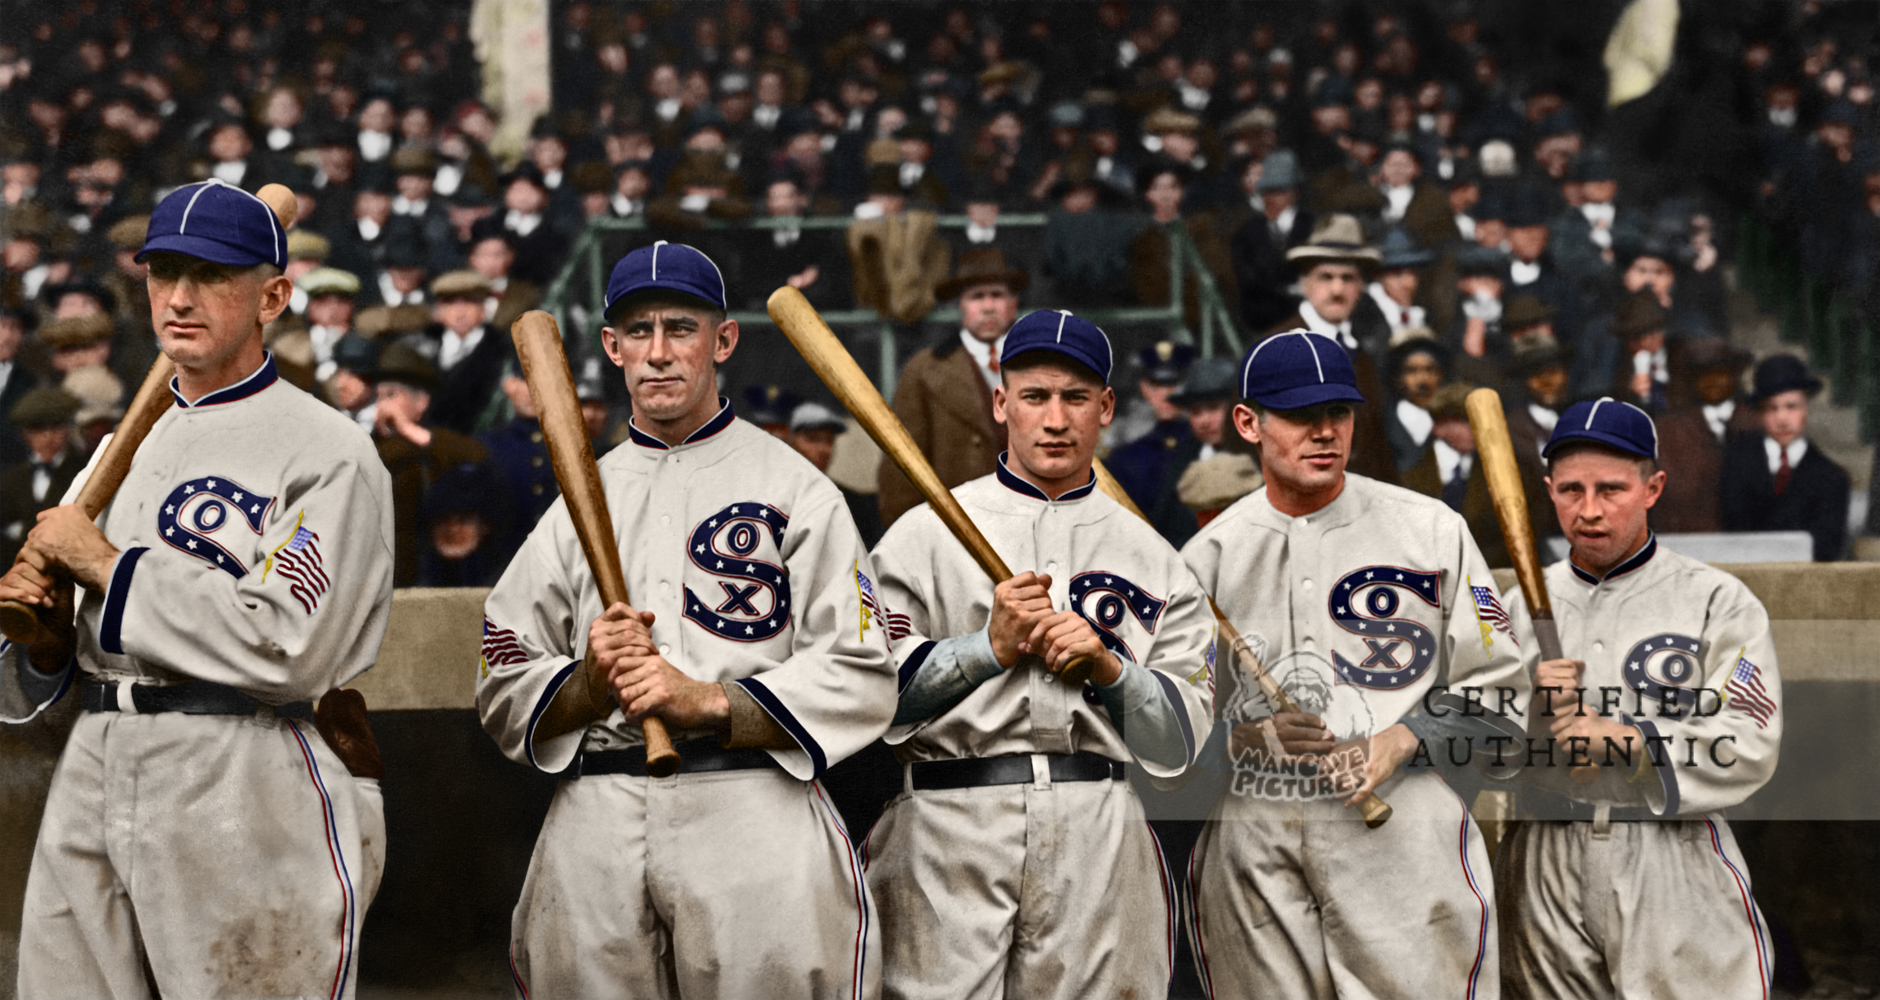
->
<box><xmin>986</xmin><ymin>351</ymin><xmax>999</xmax><ymax>378</ymax></box>
<box><xmin>1442</xmin><ymin>467</ymin><xmax>1467</xmax><ymax>511</ymax></box>
<box><xmin>1401</xmin><ymin>309</ymin><xmax>1411</xmax><ymax>327</ymax></box>
<box><xmin>1774</xmin><ymin>447</ymin><xmax>1792</xmax><ymax>497</ymax></box>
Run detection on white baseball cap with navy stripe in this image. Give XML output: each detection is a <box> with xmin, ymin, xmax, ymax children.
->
<box><xmin>136</xmin><ymin>178</ymin><xmax>287</xmax><ymax>269</ymax></box>
<box><xmin>604</xmin><ymin>240</ymin><xmax>729</xmax><ymax>322</ymax></box>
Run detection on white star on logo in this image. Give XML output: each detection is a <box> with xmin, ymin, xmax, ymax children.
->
<box><xmin>731</xmin><ymin>506</ymin><xmax>740</xmax><ymax>514</ymax></box>
<box><xmin>1344</xmin><ymin>582</ymin><xmax>1353</xmax><ymax>590</ymax></box>
<box><xmin>695</xmin><ymin>545</ymin><xmax>705</xmax><ymax>554</ymax></box>
<box><xmin>768</xmin><ymin>619</ymin><xmax>775</xmax><ymax>627</ymax></box>
<box><xmin>744</xmin><ymin>625</ymin><xmax>754</xmax><ymax>635</ymax></box>
<box><xmin>186</xmin><ymin>540</ymin><xmax>198</xmax><ymax>550</ymax></box>
<box><xmin>216</xmin><ymin>555</ymin><xmax>223</xmax><ymax>563</ymax></box>
<box><xmin>207</xmin><ymin>480</ymin><xmax>216</xmax><ymax>489</ymax></box>
<box><xmin>716</xmin><ymin>560</ymin><xmax>724</xmax><ymax>569</ymax></box>
<box><xmin>164</xmin><ymin>527</ymin><xmax>174</xmax><ymax>537</ymax></box>
<box><xmin>709</xmin><ymin>519</ymin><xmax>718</xmax><ymax>528</ymax></box>
<box><xmin>1337</xmin><ymin>606</ymin><xmax>1346</xmax><ymax>615</ymax></box>
<box><xmin>1422</xmin><ymin>580</ymin><xmax>1431</xmax><ymax>589</ymax></box>
<box><xmin>184</xmin><ymin>485</ymin><xmax>195</xmax><ymax>494</ymax></box>
<box><xmin>716</xmin><ymin>619</ymin><xmax>725</xmax><ymax>628</ymax></box>
<box><xmin>1395</xmin><ymin>573</ymin><xmax>1404</xmax><ymax>581</ymax></box>
<box><xmin>746</xmin><ymin>563</ymin><xmax>756</xmax><ymax>572</ymax></box>
<box><xmin>1413</xmin><ymin>629</ymin><xmax>1422</xmax><ymax>638</ymax></box>
<box><xmin>232</xmin><ymin>492</ymin><xmax>243</xmax><ymax>502</ymax></box>
<box><xmin>1104</xmin><ymin>577</ymin><xmax>1112</xmax><ymax>584</ymax></box>
<box><xmin>1358</xmin><ymin>622</ymin><xmax>1368</xmax><ymax>630</ymax></box>
<box><xmin>165</xmin><ymin>505</ymin><xmax>175</xmax><ymax>514</ymax></box>
<box><xmin>1365</xmin><ymin>571</ymin><xmax>1374</xmax><ymax>580</ymax></box>
<box><xmin>250</xmin><ymin>505</ymin><xmax>259</xmax><ymax>514</ymax></box>
<box><xmin>1386</xmin><ymin>624</ymin><xmax>1396</xmax><ymax>632</ymax></box>
<box><xmin>758</xmin><ymin>509</ymin><xmax>768</xmax><ymax>518</ymax></box>
<box><xmin>1389</xmin><ymin>675</ymin><xmax>1400</xmax><ymax>684</ymax></box>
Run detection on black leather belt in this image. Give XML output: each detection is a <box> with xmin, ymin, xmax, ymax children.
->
<box><xmin>81</xmin><ymin>679</ymin><xmax>310</xmax><ymax>718</ymax></box>
<box><xmin>575</xmin><ymin>739</ymin><xmax>781</xmax><ymax>778</ymax></box>
<box><xmin>909</xmin><ymin>752</ymin><xmax>1127</xmax><ymax>791</ymax></box>
<box><xmin>1522</xmin><ymin>787</ymin><xmax>1660</xmax><ymax>823</ymax></box>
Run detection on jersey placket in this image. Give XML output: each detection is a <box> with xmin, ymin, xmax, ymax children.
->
<box><xmin>1028</xmin><ymin>499</ymin><xmax>1071</xmax><ymax>754</ymax></box>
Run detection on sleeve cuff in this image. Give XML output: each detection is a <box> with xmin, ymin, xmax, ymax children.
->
<box><xmin>523</xmin><ymin>660</ymin><xmax>584</xmax><ymax>773</ymax></box>
<box><xmin>98</xmin><ymin>547</ymin><xmax>148</xmax><ymax>656</ymax></box>
<box><xmin>956</xmin><ymin>626</ymin><xmax>1003</xmax><ymax>685</ymax></box>
<box><xmin>721</xmin><ymin>681</ymin><xmax>799</xmax><ymax>750</ymax></box>
<box><xmin>1631</xmin><ymin>717</ymin><xmax>1680</xmax><ymax>816</ymax></box>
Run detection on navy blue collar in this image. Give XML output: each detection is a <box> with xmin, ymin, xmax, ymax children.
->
<box><xmin>995</xmin><ymin>451</ymin><xmax>1098</xmax><ymax>503</ymax></box>
<box><xmin>1569</xmin><ymin>533</ymin><xmax>1657</xmax><ymax>586</ymax></box>
<box><xmin>170</xmin><ymin>353</ymin><xmax>278</xmax><ymax>408</ymax></box>
<box><xmin>627</xmin><ymin>396</ymin><xmax>735</xmax><ymax>450</ymax></box>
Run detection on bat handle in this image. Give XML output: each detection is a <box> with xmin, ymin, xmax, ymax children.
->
<box><xmin>0</xmin><ymin>599</ymin><xmax>41</xmax><ymax>644</ymax></box>
<box><xmin>1057</xmin><ymin>653</ymin><xmax>1098</xmax><ymax>688</ymax></box>
<box><xmin>1359</xmin><ymin>793</ymin><xmax>1393</xmax><ymax>828</ymax></box>
<box><xmin>1570</xmin><ymin>762</ymin><xmax>1601</xmax><ymax>784</ymax></box>
<box><xmin>642</xmin><ymin>717</ymin><xmax>681</xmax><ymax>778</ymax></box>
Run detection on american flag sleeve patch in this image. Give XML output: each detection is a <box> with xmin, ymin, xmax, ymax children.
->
<box><xmin>855</xmin><ymin>564</ymin><xmax>910</xmax><ymax>641</ymax></box>
<box><xmin>1471</xmin><ymin>583</ymin><xmax>1517</xmax><ymax>644</ymax></box>
<box><xmin>1722</xmin><ymin>650</ymin><xmax>1776</xmax><ymax>729</ymax></box>
<box><xmin>272</xmin><ymin>524</ymin><xmax>330</xmax><ymax>615</ymax></box>
<box><xmin>481</xmin><ymin>617</ymin><xmax>527</xmax><ymax>669</ymax></box>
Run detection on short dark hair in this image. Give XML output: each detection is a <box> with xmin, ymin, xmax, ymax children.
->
<box><xmin>1000</xmin><ymin>349</ymin><xmax>1104</xmax><ymax>387</ymax></box>
<box><xmin>1544</xmin><ymin>441</ymin><xmax>1658</xmax><ymax>479</ymax></box>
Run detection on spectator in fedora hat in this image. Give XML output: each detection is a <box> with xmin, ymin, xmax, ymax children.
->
<box><xmin>1359</xmin><ymin>227</ymin><xmax>1433</xmax><ymax>340</ymax></box>
<box><xmin>1381</xmin><ymin>325</ymin><xmax>1449</xmax><ymax>471</ymax></box>
<box><xmin>878</xmin><ymin>248</ymin><xmax>1027</xmax><ymax>527</ymax></box>
<box><xmin>1654</xmin><ymin>338</ymin><xmax>1758</xmax><ymax>534</ymax></box>
<box><xmin>1258</xmin><ymin>212</ymin><xmax>1399</xmax><ymax>483</ymax></box>
<box><xmin>1230</xmin><ymin>148</ymin><xmax>1316</xmax><ymax>331</ymax></box>
<box><xmin>1720</xmin><ymin>354</ymin><xmax>1850</xmax><ymax>561</ymax></box>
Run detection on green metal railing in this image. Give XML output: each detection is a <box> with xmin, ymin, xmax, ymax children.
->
<box><xmin>539</xmin><ymin>212</ymin><xmax>1242</xmax><ymax>398</ymax></box>
<box><xmin>1736</xmin><ymin>211</ymin><xmax>1879</xmax><ymax>442</ymax></box>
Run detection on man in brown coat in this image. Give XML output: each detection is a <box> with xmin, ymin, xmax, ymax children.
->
<box><xmin>1259</xmin><ymin>214</ymin><xmax>1400</xmax><ymax>483</ymax></box>
<box><xmin>1653</xmin><ymin>338</ymin><xmax>1758</xmax><ymax>534</ymax></box>
<box><xmin>877</xmin><ymin>249</ymin><xmax>1025</xmax><ymax>526</ymax></box>
<box><xmin>1401</xmin><ymin>382</ymin><xmax>1551</xmax><ymax>568</ymax></box>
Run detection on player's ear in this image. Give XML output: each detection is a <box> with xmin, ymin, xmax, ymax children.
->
<box><xmin>1098</xmin><ymin>386</ymin><xmax>1115</xmax><ymax>427</ymax></box>
<box><xmin>992</xmin><ymin>384</ymin><xmax>1008</xmax><ymax>425</ymax></box>
<box><xmin>713</xmin><ymin>317</ymin><xmax>738</xmax><ymax>364</ymax></box>
<box><xmin>600</xmin><ymin>327</ymin><xmax>624</xmax><ymax>367</ymax></box>
<box><xmin>1232</xmin><ymin>403</ymin><xmax>1261</xmax><ymax>445</ymax></box>
<box><xmin>257</xmin><ymin>271</ymin><xmax>293</xmax><ymax>325</ymax></box>
<box><xmin>1641</xmin><ymin>468</ymin><xmax>1666</xmax><ymax>508</ymax></box>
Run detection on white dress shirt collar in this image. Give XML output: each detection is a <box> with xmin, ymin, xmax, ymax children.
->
<box><xmin>959</xmin><ymin>329</ymin><xmax>1006</xmax><ymax>389</ymax></box>
<box><xmin>1763</xmin><ymin>435</ymin><xmax>1808</xmax><ymax>476</ymax></box>
<box><xmin>378</xmin><ymin>272</ymin><xmax>424</xmax><ymax>307</ymax></box>
<box><xmin>1702</xmin><ymin>399</ymin><xmax>1735</xmax><ymax>441</ymax></box>
<box><xmin>1297</xmin><ymin>300</ymin><xmax>1357</xmax><ymax>350</ymax></box>
<box><xmin>1510</xmin><ymin>259</ymin><xmax>1542</xmax><ymax>285</ymax></box>
<box><xmin>1396</xmin><ymin>399</ymin><xmax>1434</xmax><ymax>447</ymax></box>
<box><xmin>1433</xmin><ymin>438</ymin><xmax>1472</xmax><ymax>484</ymax></box>
<box><xmin>438</xmin><ymin>325</ymin><xmax>486</xmax><ymax>372</ymax></box>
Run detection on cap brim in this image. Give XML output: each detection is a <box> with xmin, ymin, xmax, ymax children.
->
<box><xmin>135</xmin><ymin>233</ymin><xmax>272</xmax><ymax>267</ymax></box>
<box><xmin>1541</xmin><ymin>428</ymin><xmax>1654</xmax><ymax>460</ymax></box>
<box><xmin>1250</xmin><ymin>383</ymin><xmax>1368</xmax><ymax>410</ymax></box>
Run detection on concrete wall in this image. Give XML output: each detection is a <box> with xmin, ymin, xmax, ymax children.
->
<box><xmin>4</xmin><ymin>567</ymin><xmax>1879</xmax><ymax>995</ymax></box>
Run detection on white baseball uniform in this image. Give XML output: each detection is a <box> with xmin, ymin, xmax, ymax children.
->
<box><xmin>864</xmin><ymin>459</ymin><xmax>1217</xmax><ymax>1000</ymax></box>
<box><xmin>1181</xmin><ymin>472</ymin><xmax>1531</xmax><ymax>1000</ymax></box>
<box><xmin>477</xmin><ymin>403</ymin><xmax>897</xmax><ymax>999</ymax></box>
<box><xmin>16</xmin><ymin>356</ymin><xmax>394</xmax><ymax>1000</ymax></box>
<box><xmin>1496</xmin><ymin>537</ymin><xmax>1780</xmax><ymax>999</ymax></box>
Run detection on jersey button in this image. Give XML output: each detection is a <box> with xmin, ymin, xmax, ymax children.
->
<box><xmin>1301</xmin><ymin>578</ymin><xmax>1313</xmax><ymax>592</ymax></box>
<box><xmin>661</xmin><ymin>515</ymin><xmax>671</xmax><ymax>525</ymax></box>
<box><xmin>1593</xmin><ymin>641</ymin><xmax>1605</xmax><ymax>653</ymax></box>
<box><xmin>659</xmin><ymin>644</ymin><xmax>671</xmax><ymax>656</ymax></box>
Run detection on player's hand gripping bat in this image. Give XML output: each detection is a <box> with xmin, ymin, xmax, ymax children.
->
<box><xmin>1465</xmin><ymin>388</ymin><xmax>1597</xmax><ymax>784</ymax></box>
<box><xmin>766</xmin><ymin>286</ymin><xmax>1101</xmax><ymax>687</ymax></box>
<box><xmin>511</xmin><ymin>311</ymin><xmax>681</xmax><ymax>778</ymax></box>
<box><xmin>0</xmin><ymin>184</ymin><xmax>302</xmax><ymax>644</ymax></box>
<box><xmin>1089</xmin><ymin>460</ymin><xmax>1392</xmax><ymax>828</ymax></box>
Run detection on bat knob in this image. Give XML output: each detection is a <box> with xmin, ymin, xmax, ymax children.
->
<box><xmin>1360</xmin><ymin>794</ymin><xmax>1392</xmax><ymax>828</ymax></box>
<box><xmin>0</xmin><ymin>599</ymin><xmax>43</xmax><ymax>645</ymax></box>
<box><xmin>1056</xmin><ymin>654</ymin><xmax>1098</xmax><ymax>688</ymax></box>
<box><xmin>642</xmin><ymin>717</ymin><xmax>682</xmax><ymax>778</ymax></box>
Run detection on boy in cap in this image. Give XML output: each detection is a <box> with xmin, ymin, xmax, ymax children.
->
<box><xmin>1182</xmin><ymin>331</ymin><xmax>1529</xmax><ymax>999</ymax></box>
<box><xmin>2</xmin><ymin>177</ymin><xmax>394</xmax><ymax>998</ymax></box>
<box><xmin>1499</xmin><ymin>398</ymin><xmax>1781</xmax><ymax>999</ymax></box>
<box><xmin>300</xmin><ymin>265</ymin><xmax>361</xmax><ymax>382</ymax></box>
<box><xmin>478</xmin><ymin>241</ymin><xmax>895</xmax><ymax>997</ymax></box>
<box><xmin>425</xmin><ymin>268</ymin><xmax>505</xmax><ymax>435</ymax></box>
<box><xmin>371</xmin><ymin>342</ymin><xmax>487</xmax><ymax>587</ymax></box>
<box><xmin>867</xmin><ymin>309</ymin><xmax>1216</xmax><ymax>1000</ymax></box>
<box><xmin>1719</xmin><ymin>355</ymin><xmax>1851</xmax><ymax>561</ymax></box>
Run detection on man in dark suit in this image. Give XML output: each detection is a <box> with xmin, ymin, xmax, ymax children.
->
<box><xmin>425</xmin><ymin>270</ymin><xmax>511</xmax><ymax>435</ymax></box>
<box><xmin>1109</xmin><ymin>358</ymin><xmax>1238</xmax><ymax>549</ymax></box>
<box><xmin>1259</xmin><ymin>212</ymin><xmax>1399</xmax><ymax>484</ymax></box>
<box><xmin>878</xmin><ymin>249</ymin><xmax>1025</xmax><ymax>527</ymax></box>
<box><xmin>0</xmin><ymin>305</ymin><xmax>39</xmax><ymax>467</ymax></box>
<box><xmin>739</xmin><ymin>176</ymin><xmax>849</xmax><ymax>312</ymax></box>
<box><xmin>1231</xmin><ymin>149</ymin><xmax>1314</xmax><ymax>332</ymax></box>
<box><xmin>1720</xmin><ymin>355</ymin><xmax>1851</xmax><ymax>561</ymax></box>
<box><xmin>1502</xmin><ymin>339</ymin><xmax>1570</xmax><ymax>543</ymax></box>
<box><xmin>1653</xmin><ymin>339</ymin><xmax>1758</xmax><ymax>534</ymax></box>
<box><xmin>371</xmin><ymin>343</ymin><xmax>491</xmax><ymax>586</ymax></box>
<box><xmin>1400</xmin><ymin>383</ymin><xmax>1548</xmax><ymax>568</ymax></box>
<box><xmin>0</xmin><ymin>388</ymin><xmax>84</xmax><ymax>567</ymax></box>
<box><xmin>1502</xmin><ymin>182</ymin><xmax>1583</xmax><ymax>352</ymax></box>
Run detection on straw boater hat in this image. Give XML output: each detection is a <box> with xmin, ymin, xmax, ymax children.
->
<box><xmin>430</xmin><ymin>269</ymin><xmax>493</xmax><ymax>301</ymax></box>
<box><xmin>37</xmin><ymin>313</ymin><xmax>114</xmax><ymax>350</ymax></box>
<box><xmin>1285</xmin><ymin>214</ymin><xmax>1382</xmax><ymax>271</ymax></box>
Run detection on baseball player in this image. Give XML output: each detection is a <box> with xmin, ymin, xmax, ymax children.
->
<box><xmin>0</xmin><ymin>178</ymin><xmax>394</xmax><ymax>998</ymax></box>
<box><xmin>476</xmin><ymin>241</ymin><xmax>897</xmax><ymax>998</ymax></box>
<box><xmin>1496</xmin><ymin>399</ymin><xmax>1780</xmax><ymax>998</ymax></box>
<box><xmin>1181</xmin><ymin>331</ymin><xmax>1530</xmax><ymax>999</ymax></box>
<box><xmin>865</xmin><ymin>309</ymin><xmax>1217</xmax><ymax>1000</ymax></box>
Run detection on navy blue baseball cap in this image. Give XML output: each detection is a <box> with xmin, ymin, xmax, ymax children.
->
<box><xmin>999</xmin><ymin>309</ymin><xmax>1113</xmax><ymax>384</ymax></box>
<box><xmin>603</xmin><ymin>240</ymin><xmax>728</xmax><ymax>322</ymax></box>
<box><xmin>1543</xmin><ymin>397</ymin><xmax>1658</xmax><ymax>460</ymax></box>
<box><xmin>1239</xmin><ymin>331</ymin><xmax>1367</xmax><ymax>409</ymax></box>
<box><xmin>136</xmin><ymin>179</ymin><xmax>287</xmax><ymax>269</ymax></box>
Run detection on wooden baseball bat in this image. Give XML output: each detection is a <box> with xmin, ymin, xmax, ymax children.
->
<box><xmin>766</xmin><ymin>286</ymin><xmax>1099</xmax><ymax>686</ymax></box>
<box><xmin>0</xmin><ymin>183</ymin><xmax>299</xmax><ymax>643</ymax></box>
<box><xmin>1091</xmin><ymin>460</ymin><xmax>1392</xmax><ymax>828</ymax></box>
<box><xmin>511</xmin><ymin>311</ymin><xmax>680</xmax><ymax>777</ymax></box>
<box><xmin>1465</xmin><ymin>388</ymin><xmax>1596</xmax><ymax>783</ymax></box>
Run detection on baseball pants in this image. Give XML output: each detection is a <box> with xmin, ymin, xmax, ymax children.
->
<box><xmin>1187</xmin><ymin>770</ymin><xmax>1497</xmax><ymax>999</ymax></box>
<box><xmin>861</xmin><ymin>759</ymin><xmax>1177</xmax><ymax>1000</ymax></box>
<box><xmin>18</xmin><ymin>708</ymin><xmax>386</xmax><ymax>999</ymax></box>
<box><xmin>507</xmin><ymin>767</ymin><xmax>878</xmax><ymax>999</ymax></box>
<box><xmin>1495</xmin><ymin>816</ymin><xmax>1771</xmax><ymax>999</ymax></box>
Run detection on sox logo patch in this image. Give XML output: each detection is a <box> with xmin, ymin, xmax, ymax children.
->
<box><xmin>1068</xmin><ymin>571</ymin><xmax>1166</xmax><ymax>664</ymax></box>
<box><xmin>1622</xmin><ymin>632</ymin><xmax>1703</xmax><ymax>720</ymax></box>
<box><xmin>156</xmin><ymin>476</ymin><xmax>274</xmax><ymax>578</ymax></box>
<box><xmin>1327</xmin><ymin>565</ymin><xmax>1442</xmax><ymax>689</ymax></box>
<box><xmin>682</xmin><ymin>502</ymin><xmax>792</xmax><ymax>642</ymax></box>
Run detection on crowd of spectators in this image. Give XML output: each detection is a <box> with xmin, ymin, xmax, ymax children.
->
<box><xmin>0</xmin><ymin>0</ymin><xmax>1875</xmax><ymax>587</ymax></box>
